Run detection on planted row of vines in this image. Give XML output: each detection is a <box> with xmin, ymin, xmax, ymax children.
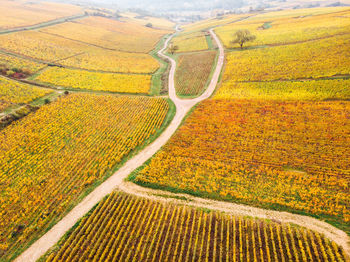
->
<box><xmin>0</xmin><ymin>93</ymin><xmax>169</xmax><ymax>259</ymax></box>
<box><xmin>45</xmin><ymin>192</ymin><xmax>347</xmax><ymax>262</ymax></box>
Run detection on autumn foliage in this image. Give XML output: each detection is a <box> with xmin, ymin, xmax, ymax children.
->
<box><xmin>45</xmin><ymin>192</ymin><xmax>346</xmax><ymax>262</ymax></box>
<box><xmin>0</xmin><ymin>94</ymin><xmax>169</xmax><ymax>258</ymax></box>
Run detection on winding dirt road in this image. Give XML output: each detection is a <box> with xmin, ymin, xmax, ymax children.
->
<box><xmin>15</xmin><ymin>29</ymin><xmax>224</xmax><ymax>262</ymax></box>
<box><xmin>15</xmin><ymin>29</ymin><xmax>350</xmax><ymax>262</ymax></box>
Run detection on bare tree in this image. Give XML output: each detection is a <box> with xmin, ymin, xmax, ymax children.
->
<box><xmin>168</xmin><ymin>44</ymin><xmax>179</xmax><ymax>54</ymax></box>
<box><xmin>231</xmin><ymin>29</ymin><xmax>256</xmax><ymax>49</ymax></box>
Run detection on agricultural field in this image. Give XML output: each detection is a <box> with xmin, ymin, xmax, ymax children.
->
<box><xmin>0</xmin><ymin>31</ymin><xmax>85</xmax><ymax>62</ymax></box>
<box><xmin>44</xmin><ymin>192</ymin><xmax>346</xmax><ymax>262</ymax></box>
<box><xmin>60</xmin><ymin>50</ymin><xmax>159</xmax><ymax>74</ymax></box>
<box><xmin>223</xmin><ymin>34</ymin><xmax>350</xmax><ymax>81</ymax></box>
<box><xmin>34</xmin><ymin>67</ymin><xmax>152</xmax><ymax>94</ymax></box>
<box><xmin>0</xmin><ymin>24</ymin><xmax>161</xmax><ymax>74</ymax></box>
<box><xmin>40</xmin><ymin>16</ymin><xmax>170</xmax><ymax>53</ymax></box>
<box><xmin>134</xmin><ymin>99</ymin><xmax>350</xmax><ymax>231</ymax></box>
<box><xmin>216</xmin><ymin>8</ymin><xmax>350</xmax><ymax>48</ymax></box>
<box><xmin>182</xmin><ymin>13</ymin><xmax>249</xmax><ymax>33</ymax></box>
<box><xmin>170</xmin><ymin>32</ymin><xmax>209</xmax><ymax>53</ymax></box>
<box><xmin>0</xmin><ymin>0</ymin><xmax>83</xmax><ymax>30</ymax></box>
<box><xmin>0</xmin><ymin>76</ymin><xmax>51</xmax><ymax>110</ymax></box>
<box><xmin>0</xmin><ymin>93</ymin><xmax>169</xmax><ymax>259</ymax></box>
<box><xmin>119</xmin><ymin>12</ymin><xmax>175</xmax><ymax>30</ymax></box>
<box><xmin>0</xmin><ymin>52</ymin><xmax>44</xmax><ymax>75</ymax></box>
<box><xmin>175</xmin><ymin>51</ymin><xmax>216</xmax><ymax>96</ymax></box>
<box><xmin>215</xmin><ymin>79</ymin><xmax>350</xmax><ymax>100</ymax></box>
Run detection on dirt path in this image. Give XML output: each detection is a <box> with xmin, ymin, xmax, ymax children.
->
<box><xmin>14</xmin><ymin>29</ymin><xmax>350</xmax><ymax>262</ymax></box>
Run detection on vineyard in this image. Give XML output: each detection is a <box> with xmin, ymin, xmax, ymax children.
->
<box><xmin>216</xmin><ymin>79</ymin><xmax>350</xmax><ymax>100</ymax></box>
<box><xmin>170</xmin><ymin>32</ymin><xmax>209</xmax><ymax>53</ymax></box>
<box><xmin>215</xmin><ymin>8</ymin><xmax>350</xmax><ymax>48</ymax></box>
<box><xmin>175</xmin><ymin>51</ymin><xmax>216</xmax><ymax>96</ymax></box>
<box><xmin>0</xmin><ymin>93</ymin><xmax>169</xmax><ymax>259</ymax></box>
<box><xmin>223</xmin><ymin>34</ymin><xmax>350</xmax><ymax>81</ymax></box>
<box><xmin>0</xmin><ymin>52</ymin><xmax>44</xmax><ymax>75</ymax></box>
<box><xmin>34</xmin><ymin>67</ymin><xmax>152</xmax><ymax>94</ymax></box>
<box><xmin>134</xmin><ymin>99</ymin><xmax>350</xmax><ymax>231</ymax></box>
<box><xmin>44</xmin><ymin>192</ymin><xmax>347</xmax><ymax>262</ymax></box>
<box><xmin>40</xmin><ymin>16</ymin><xmax>170</xmax><ymax>53</ymax></box>
<box><xmin>0</xmin><ymin>30</ymin><xmax>159</xmax><ymax>74</ymax></box>
<box><xmin>0</xmin><ymin>76</ymin><xmax>51</xmax><ymax>109</ymax></box>
<box><xmin>0</xmin><ymin>0</ymin><xmax>82</xmax><ymax>30</ymax></box>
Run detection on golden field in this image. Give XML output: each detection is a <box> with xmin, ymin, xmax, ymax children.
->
<box><xmin>0</xmin><ymin>93</ymin><xmax>169</xmax><ymax>258</ymax></box>
<box><xmin>135</xmin><ymin>99</ymin><xmax>350</xmax><ymax>227</ymax></box>
<box><xmin>45</xmin><ymin>192</ymin><xmax>346</xmax><ymax>262</ymax></box>
<box><xmin>0</xmin><ymin>76</ymin><xmax>51</xmax><ymax>109</ymax></box>
<box><xmin>40</xmin><ymin>16</ymin><xmax>171</xmax><ymax>53</ymax></box>
<box><xmin>216</xmin><ymin>8</ymin><xmax>350</xmax><ymax>48</ymax></box>
<box><xmin>0</xmin><ymin>0</ymin><xmax>82</xmax><ymax>30</ymax></box>
<box><xmin>34</xmin><ymin>67</ymin><xmax>152</xmax><ymax>94</ymax></box>
<box><xmin>215</xmin><ymin>79</ymin><xmax>350</xmax><ymax>100</ymax></box>
<box><xmin>223</xmin><ymin>34</ymin><xmax>350</xmax><ymax>81</ymax></box>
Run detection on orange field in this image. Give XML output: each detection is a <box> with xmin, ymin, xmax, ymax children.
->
<box><xmin>135</xmin><ymin>99</ymin><xmax>350</xmax><ymax>229</ymax></box>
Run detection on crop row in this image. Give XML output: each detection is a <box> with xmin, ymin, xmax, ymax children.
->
<box><xmin>175</xmin><ymin>51</ymin><xmax>216</xmax><ymax>96</ymax></box>
<box><xmin>45</xmin><ymin>192</ymin><xmax>346</xmax><ymax>261</ymax></box>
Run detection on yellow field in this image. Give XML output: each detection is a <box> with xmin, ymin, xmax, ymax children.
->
<box><xmin>0</xmin><ymin>30</ymin><xmax>159</xmax><ymax>73</ymax></box>
<box><xmin>0</xmin><ymin>52</ymin><xmax>44</xmax><ymax>73</ymax></box>
<box><xmin>0</xmin><ymin>0</ymin><xmax>82</xmax><ymax>30</ymax></box>
<box><xmin>40</xmin><ymin>16</ymin><xmax>170</xmax><ymax>53</ymax></box>
<box><xmin>223</xmin><ymin>34</ymin><xmax>350</xmax><ymax>81</ymax></box>
<box><xmin>171</xmin><ymin>32</ymin><xmax>209</xmax><ymax>53</ymax></box>
<box><xmin>60</xmin><ymin>49</ymin><xmax>159</xmax><ymax>73</ymax></box>
<box><xmin>0</xmin><ymin>93</ymin><xmax>169</xmax><ymax>258</ymax></box>
<box><xmin>216</xmin><ymin>8</ymin><xmax>350</xmax><ymax>48</ymax></box>
<box><xmin>34</xmin><ymin>67</ymin><xmax>152</xmax><ymax>94</ymax></box>
<box><xmin>0</xmin><ymin>31</ymin><xmax>83</xmax><ymax>61</ymax></box>
<box><xmin>216</xmin><ymin>79</ymin><xmax>350</xmax><ymax>100</ymax></box>
<box><xmin>0</xmin><ymin>76</ymin><xmax>51</xmax><ymax>109</ymax></box>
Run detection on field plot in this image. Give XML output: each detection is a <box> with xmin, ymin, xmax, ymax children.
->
<box><xmin>175</xmin><ymin>51</ymin><xmax>216</xmax><ymax>96</ymax></box>
<box><xmin>216</xmin><ymin>79</ymin><xmax>350</xmax><ymax>100</ymax></box>
<box><xmin>170</xmin><ymin>32</ymin><xmax>209</xmax><ymax>53</ymax></box>
<box><xmin>0</xmin><ymin>28</ymin><xmax>160</xmax><ymax>74</ymax></box>
<box><xmin>120</xmin><ymin>12</ymin><xmax>175</xmax><ymax>30</ymax></box>
<box><xmin>134</xmin><ymin>99</ymin><xmax>350</xmax><ymax>230</ymax></box>
<box><xmin>0</xmin><ymin>0</ymin><xmax>82</xmax><ymax>30</ymax></box>
<box><xmin>0</xmin><ymin>93</ymin><xmax>169</xmax><ymax>259</ymax></box>
<box><xmin>216</xmin><ymin>8</ymin><xmax>350</xmax><ymax>48</ymax></box>
<box><xmin>182</xmin><ymin>13</ymin><xmax>249</xmax><ymax>33</ymax></box>
<box><xmin>60</xmin><ymin>50</ymin><xmax>159</xmax><ymax>74</ymax></box>
<box><xmin>0</xmin><ymin>76</ymin><xmax>51</xmax><ymax>110</ymax></box>
<box><xmin>0</xmin><ymin>31</ymin><xmax>84</xmax><ymax>62</ymax></box>
<box><xmin>40</xmin><ymin>16</ymin><xmax>170</xmax><ymax>53</ymax></box>
<box><xmin>0</xmin><ymin>52</ymin><xmax>44</xmax><ymax>75</ymax></box>
<box><xmin>223</xmin><ymin>34</ymin><xmax>350</xmax><ymax>81</ymax></box>
<box><xmin>44</xmin><ymin>192</ymin><xmax>346</xmax><ymax>262</ymax></box>
<box><xmin>34</xmin><ymin>67</ymin><xmax>152</xmax><ymax>94</ymax></box>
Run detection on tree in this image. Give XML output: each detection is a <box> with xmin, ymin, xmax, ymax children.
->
<box><xmin>231</xmin><ymin>29</ymin><xmax>256</xmax><ymax>49</ymax></box>
<box><xmin>168</xmin><ymin>44</ymin><xmax>179</xmax><ymax>55</ymax></box>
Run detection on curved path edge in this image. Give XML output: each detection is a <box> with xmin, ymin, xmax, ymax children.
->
<box><xmin>15</xmin><ymin>29</ymin><xmax>350</xmax><ymax>261</ymax></box>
